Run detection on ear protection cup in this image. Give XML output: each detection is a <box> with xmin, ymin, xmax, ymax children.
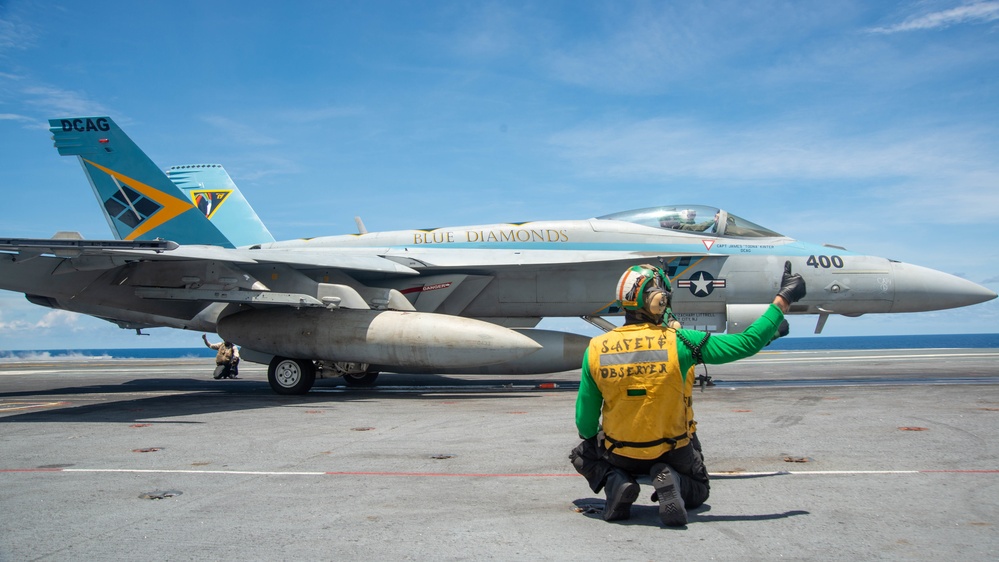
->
<box><xmin>646</xmin><ymin>290</ymin><xmax>667</xmax><ymax>316</ymax></box>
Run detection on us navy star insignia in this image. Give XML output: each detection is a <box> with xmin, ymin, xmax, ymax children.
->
<box><xmin>677</xmin><ymin>271</ymin><xmax>727</xmax><ymax>297</ymax></box>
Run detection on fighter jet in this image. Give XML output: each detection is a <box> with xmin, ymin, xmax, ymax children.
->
<box><xmin>0</xmin><ymin>116</ymin><xmax>994</xmax><ymax>394</ymax></box>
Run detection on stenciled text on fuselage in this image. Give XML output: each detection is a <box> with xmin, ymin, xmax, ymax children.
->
<box><xmin>412</xmin><ymin>228</ymin><xmax>569</xmax><ymax>245</ymax></box>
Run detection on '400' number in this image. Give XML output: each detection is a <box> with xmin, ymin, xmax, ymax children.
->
<box><xmin>806</xmin><ymin>255</ymin><xmax>844</xmax><ymax>269</ymax></box>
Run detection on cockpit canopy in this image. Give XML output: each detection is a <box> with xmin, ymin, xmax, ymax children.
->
<box><xmin>598</xmin><ymin>205</ymin><xmax>783</xmax><ymax>238</ymax></box>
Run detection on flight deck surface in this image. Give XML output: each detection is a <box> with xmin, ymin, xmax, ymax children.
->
<box><xmin>1</xmin><ymin>348</ymin><xmax>997</xmax><ymax>560</ymax></box>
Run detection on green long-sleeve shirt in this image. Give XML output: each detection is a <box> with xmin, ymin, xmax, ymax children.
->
<box><xmin>575</xmin><ymin>304</ymin><xmax>785</xmax><ymax>439</ymax></box>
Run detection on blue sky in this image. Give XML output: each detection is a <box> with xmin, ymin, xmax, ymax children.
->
<box><xmin>1</xmin><ymin>0</ymin><xmax>997</xmax><ymax>350</ymax></box>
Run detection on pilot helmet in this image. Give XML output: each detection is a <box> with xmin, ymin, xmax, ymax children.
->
<box><xmin>658</xmin><ymin>211</ymin><xmax>680</xmax><ymax>227</ymax></box>
<box><xmin>616</xmin><ymin>264</ymin><xmax>672</xmax><ymax>318</ymax></box>
<box><xmin>679</xmin><ymin>209</ymin><xmax>696</xmax><ymax>223</ymax></box>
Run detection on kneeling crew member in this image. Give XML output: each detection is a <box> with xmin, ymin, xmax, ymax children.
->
<box><xmin>203</xmin><ymin>334</ymin><xmax>241</xmax><ymax>379</ymax></box>
<box><xmin>570</xmin><ymin>261</ymin><xmax>806</xmax><ymax>526</ymax></box>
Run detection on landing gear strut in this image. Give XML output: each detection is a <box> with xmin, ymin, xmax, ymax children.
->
<box><xmin>317</xmin><ymin>361</ymin><xmax>381</xmax><ymax>387</ymax></box>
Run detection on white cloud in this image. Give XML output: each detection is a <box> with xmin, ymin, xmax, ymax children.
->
<box><xmin>547</xmin><ymin>118</ymin><xmax>999</xmax><ymax>222</ymax></box>
<box><xmin>34</xmin><ymin>310</ymin><xmax>83</xmax><ymax>330</ymax></box>
<box><xmin>0</xmin><ymin>75</ymin><xmax>107</xmax><ymax>129</ymax></box>
<box><xmin>446</xmin><ymin>2</ymin><xmax>527</xmax><ymax>59</ymax></box>
<box><xmin>0</xmin><ymin>113</ymin><xmax>33</xmax><ymax>124</ymax></box>
<box><xmin>22</xmin><ymin>85</ymin><xmax>110</xmax><ymax>117</ymax></box>
<box><xmin>277</xmin><ymin>106</ymin><xmax>365</xmax><ymax>123</ymax></box>
<box><xmin>0</xmin><ymin>8</ymin><xmax>37</xmax><ymax>52</ymax></box>
<box><xmin>0</xmin><ymin>308</ymin><xmax>82</xmax><ymax>332</ymax></box>
<box><xmin>201</xmin><ymin>114</ymin><xmax>280</xmax><ymax>146</ymax></box>
<box><xmin>540</xmin><ymin>6</ymin><xmax>704</xmax><ymax>94</ymax></box>
<box><xmin>868</xmin><ymin>1</ymin><xmax>999</xmax><ymax>34</ymax></box>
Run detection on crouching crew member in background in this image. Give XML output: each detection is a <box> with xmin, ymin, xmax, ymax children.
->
<box><xmin>203</xmin><ymin>334</ymin><xmax>240</xmax><ymax>379</ymax></box>
<box><xmin>570</xmin><ymin>261</ymin><xmax>806</xmax><ymax>526</ymax></box>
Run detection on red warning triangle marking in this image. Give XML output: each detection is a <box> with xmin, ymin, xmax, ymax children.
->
<box><xmin>703</xmin><ymin>239</ymin><xmax>715</xmax><ymax>251</ymax></box>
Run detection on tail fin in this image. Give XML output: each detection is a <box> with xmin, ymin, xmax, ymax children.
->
<box><xmin>49</xmin><ymin>117</ymin><xmax>235</xmax><ymax>247</ymax></box>
<box><xmin>166</xmin><ymin>164</ymin><xmax>275</xmax><ymax>247</ymax></box>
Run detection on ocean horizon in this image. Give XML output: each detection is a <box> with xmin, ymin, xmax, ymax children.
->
<box><xmin>1</xmin><ymin>333</ymin><xmax>997</xmax><ymax>361</ymax></box>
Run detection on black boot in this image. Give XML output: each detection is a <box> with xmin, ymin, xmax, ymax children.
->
<box><xmin>650</xmin><ymin>463</ymin><xmax>687</xmax><ymax>527</ymax></box>
<box><xmin>603</xmin><ymin>469</ymin><xmax>640</xmax><ymax>522</ymax></box>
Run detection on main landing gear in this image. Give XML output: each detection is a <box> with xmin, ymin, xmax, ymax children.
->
<box><xmin>267</xmin><ymin>357</ymin><xmax>316</xmax><ymax>395</ymax></box>
<box><xmin>267</xmin><ymin>357</ymin><xmax>381</xmax><ymax>395</ymax></box>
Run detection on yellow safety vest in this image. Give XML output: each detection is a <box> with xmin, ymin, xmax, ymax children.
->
<box><xmin>588</xmin><ymin>325</ymin><xmax>694</xmax><ymax>459</ymax></box>
<box><xmin>216</xmin><ymin>344</ymin><xmax>233</xmax><ymax>365</ymax></box>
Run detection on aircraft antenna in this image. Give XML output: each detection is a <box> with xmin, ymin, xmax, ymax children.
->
<box><xmin>354</xmin><ymin>216</ymin><xmax>368</xmax><ymax>235</ymax></box>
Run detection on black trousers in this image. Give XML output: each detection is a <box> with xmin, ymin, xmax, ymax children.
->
<box><xmin>570</xmin><ymin>434</ymin><xmax>710</xmax><ymax>508</ymax></box>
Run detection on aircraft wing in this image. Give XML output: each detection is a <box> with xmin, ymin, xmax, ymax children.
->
<box><xmin>0</xmin><ymin>237</ymin><xmax>419</xmax><ymax>275</ymax></box>
<box><xmin>237</xmin><ymin>248</ymin><xmax>419</xmax><ymax>274</ymax></box>
<box><xmin>373</xmin><ymin>248</ymin><xmax>705</xmax><ymax>268</ymax></box>
<box><xmin>109</xmin><ymin>245</ymin><xmax>421</xmax><ymax>274</ymax></box>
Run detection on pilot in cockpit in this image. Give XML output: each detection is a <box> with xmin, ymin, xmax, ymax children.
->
<box><xmin>659</xmin><ymin>209</ymin><xmax>716</xmax><ymax>233</ymax></box>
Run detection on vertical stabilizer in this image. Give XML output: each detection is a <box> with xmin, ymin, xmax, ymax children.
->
<box><xmin>49</xmin><ymin>117</ymin><xmax>235</xmax><ymax>247</ymax></box>
<box><xmin>166</xmin><ymin>165</ymin><xmax>275</xmax><ymax>247</ymax></box>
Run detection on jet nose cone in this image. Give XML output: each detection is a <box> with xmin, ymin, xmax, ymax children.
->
<box><xmin>890</xmin><ymin>262</ymin><xmax>998</xmax><ymax>313</ymax></box>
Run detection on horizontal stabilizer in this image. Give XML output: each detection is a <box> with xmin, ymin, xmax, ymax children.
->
<box><xmin>0</xmin><ymin>237</ymin><xmax>178</xmax><ymax>253</ymax></box>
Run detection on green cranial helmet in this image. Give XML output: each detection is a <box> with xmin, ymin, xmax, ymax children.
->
<box><xmin>616</xmin><ymin>264</ymin><xmax>671</xmax><ymax>312</ymax></box>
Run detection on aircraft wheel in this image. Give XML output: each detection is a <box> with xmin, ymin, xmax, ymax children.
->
<box><xmin>343</xmin><ymin>371</ymin><xmax>379</xmax><ymax>387</ymax></box>
<box><xmin>268</xmin><ymin>357</ymin><xmax>316</xmax><ymax>395</ymax></box>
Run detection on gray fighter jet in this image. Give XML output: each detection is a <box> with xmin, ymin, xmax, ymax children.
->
<box><xmin>1</xmin><ymin>117</ymin><xmax>994</xmax><ymax>394</ymax></box>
